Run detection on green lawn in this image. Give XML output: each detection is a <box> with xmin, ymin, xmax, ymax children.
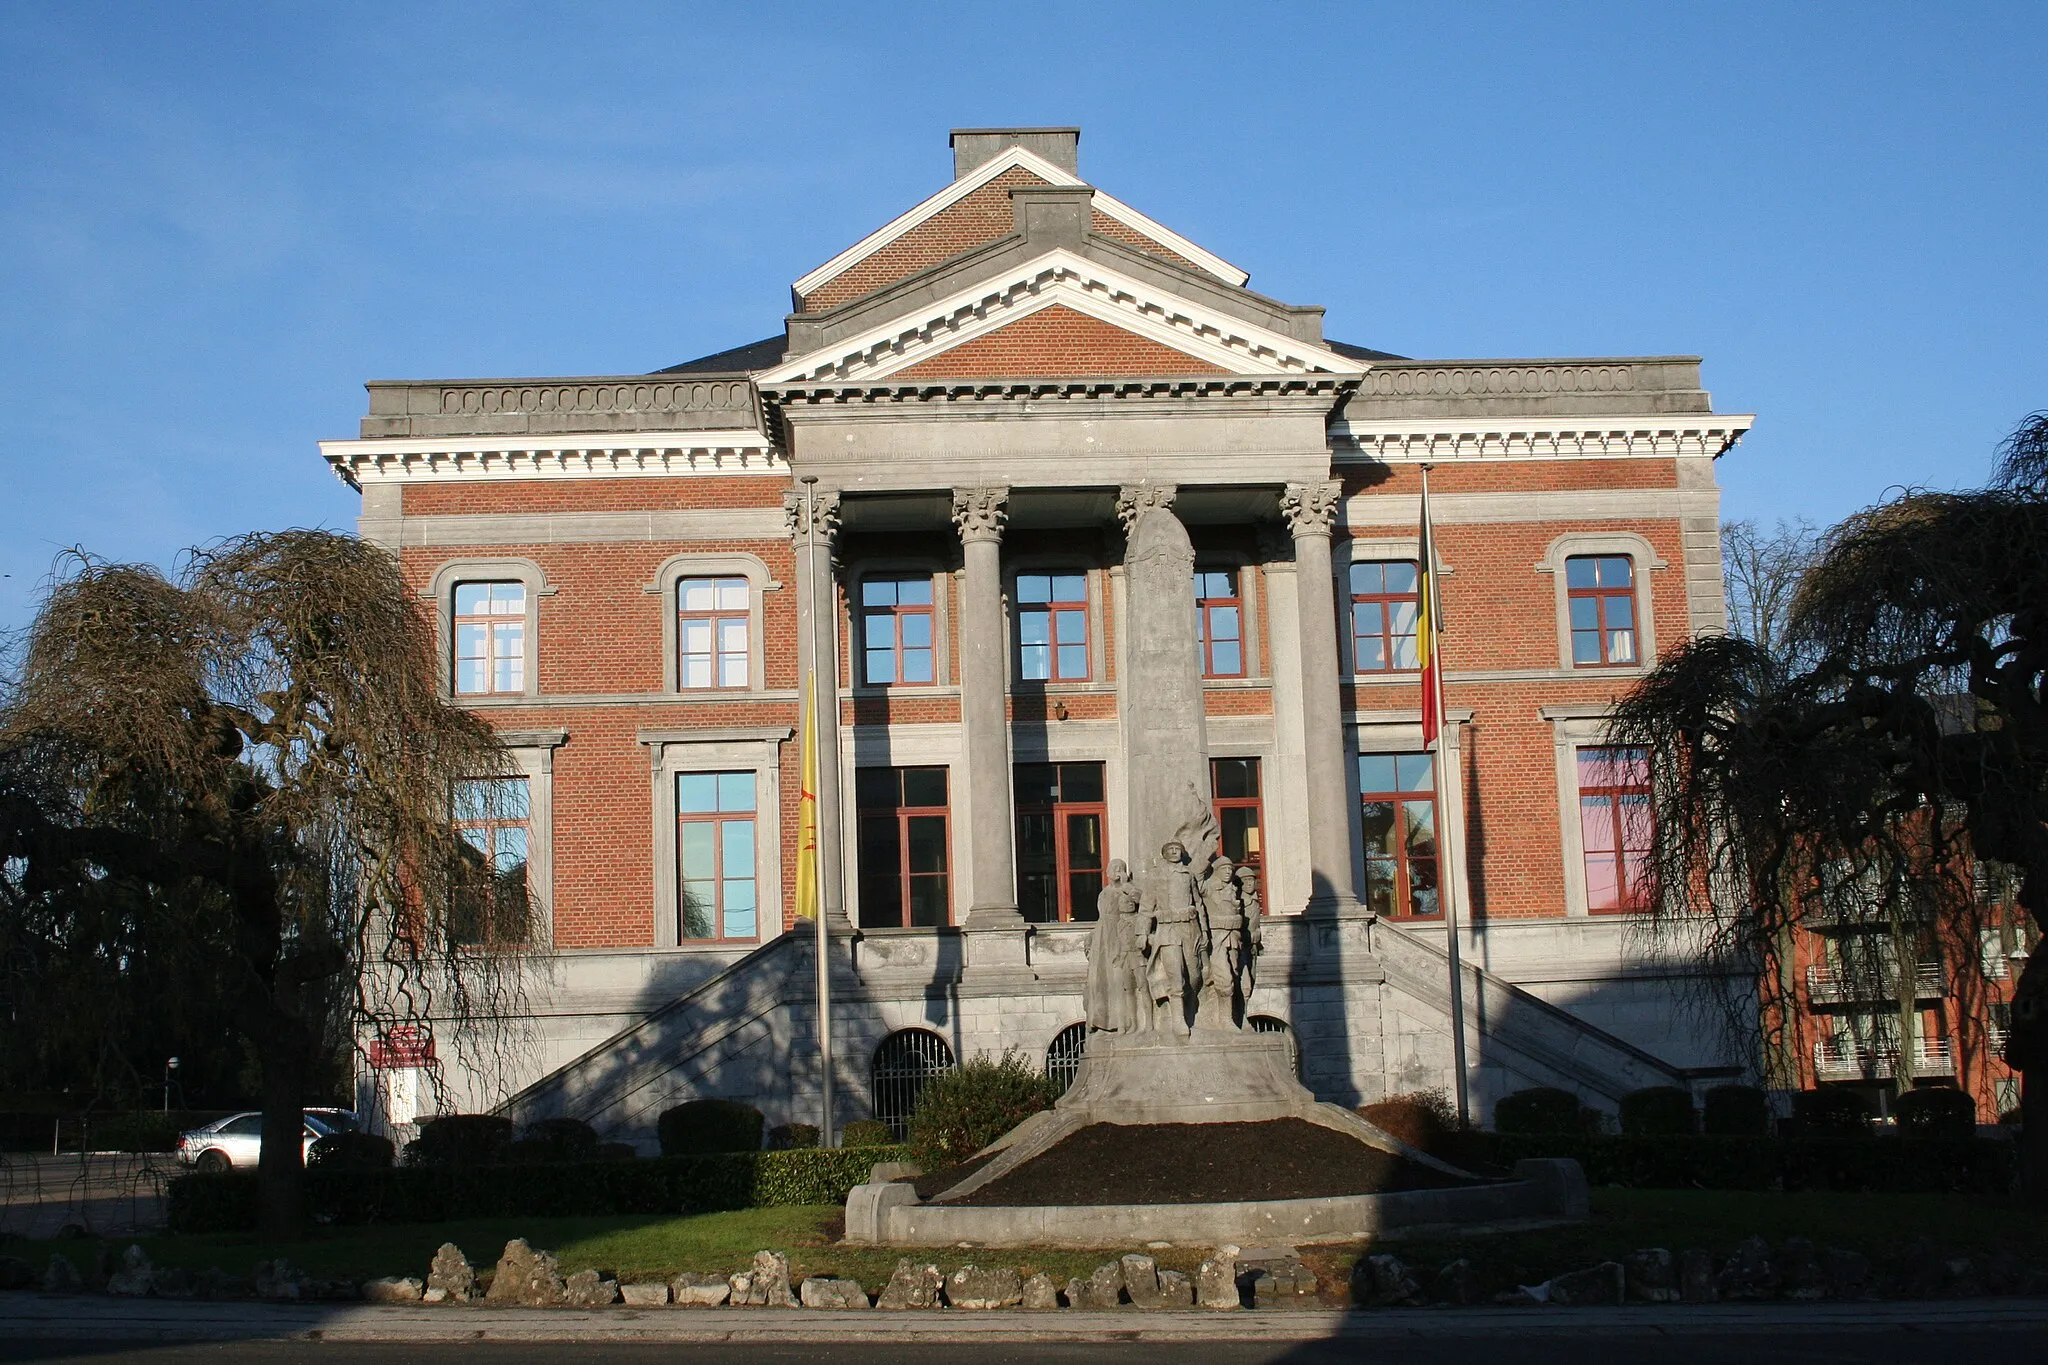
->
<box><xmin>9</xmin><ymin>1188</ymin><xmax>2042</xmax><ymax>1297</ymax></box>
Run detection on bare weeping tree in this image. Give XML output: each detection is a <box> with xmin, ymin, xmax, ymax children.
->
<box><xmin>1721</xmin><ymin>517</ymin><xmax>1821</xmax><ymax>662</ymax></box>
<box><xmin>0</xmin><ymin>530</ymin><xmax>532</xmax><ymax>1236</ymax></box>
<box><xmin>1613</xmin><ymin>413</ymin><xmax>2048</xmax><ymax>1200</ymax></box>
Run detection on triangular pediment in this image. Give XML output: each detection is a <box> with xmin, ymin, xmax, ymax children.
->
<box><xmin>792</xmin><ymin>146</ymin><xmax>1248</xmax><ymax>313</ymax></box>
<box><xmin>762</xmin><ymin>248</ymin><xmax>1364</xmax><ymax>383</ymax></box>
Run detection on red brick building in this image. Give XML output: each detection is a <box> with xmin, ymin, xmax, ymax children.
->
<box><xmin>323</xmin><ymin>129</ymin><xmax>1757</xmax><ymax>1143</ymax></box>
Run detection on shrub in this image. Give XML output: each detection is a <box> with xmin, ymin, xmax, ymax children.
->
<box><xmin>1481</xmin><ymin>1132</ymin><xmax>2013</xmax><ymax>1195</ymax></box>
<box><xmin>166</xmin><ymin>1143</ymin><xmax>911</xmax><ymax>1232</ymax></box>
<box><xmin>1491</xmin><ymin>1087</ymin><xmax>1586</xmax><ymax>1136</ymax></box>
<box><xmin>1359</xmin><ymin>1089</ymin><xmax>1460</xmax><ymax>1156</ymax></box>
<box><xmin>595</xmin><ymin>1142</ymin><xmax>639</xmax><ymax>1160</ymax></box>
<box><xmin>840</xmin><ymin>1119</ymin><xmax>895</xmax><ymax>1148</ymax></box>
<box><xmin>86</xmin><ymin>1112</ymin><xmax>183</xmax><ymax>1153</ymax></box>
<box><xmin>1619</xmin><ymin>1086</ymin><xmax>1697</xmax><ymax>1137</ymax></box>
<box><xmin>308</xmin><ymin>1131</ymin><xmax>395</xmax><ymax>1170</ymax></box>
<box><xmin>403</xmin><ymin>1114</ymin><xmax>514</xmax><ymax>1167</ymax></box>
<box><xmin>1792</xmin><ymin>1087</ymin><xmax>1872</xmax><ymax>1136</ymax></box>
<box><xmin>907</xmin><ymin>1049</ymin><xmax>1057</xmax><ymax>1172</ymax></box>
<box><xmin>520</xmin><ymin>1117</ymin><xmax>600</xmax><ymax>1161</ymax></box>
<box><xmin>1895</xmin><ymin>1085</ymin><xmax>1976</xmax><ymax>1137</ymax></box>
<box><xmin>767</xmin><ymin>1123</ymin><xmax>819</xmax><ymax>1150</ymax></box>
<box><xmin>657</xmin><ymin>1100</ymin><xmax>765</xmax><ymax>1156</ymax></box>
<box><xmin>1701</xmin><ymin>1084</ymin><xmax>1771</xmax><ymax>1137</ymax></box>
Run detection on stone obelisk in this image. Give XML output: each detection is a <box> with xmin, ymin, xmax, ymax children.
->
<box><xmin>1117</xmin><ymin>485</ymin><xmax>1213</xmax><ymax>865</ymax></box>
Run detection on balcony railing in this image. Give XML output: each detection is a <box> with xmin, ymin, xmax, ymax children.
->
<box><xmin>1804</xmin><ymin>961</ymin><xmax>1945</xmax><ymax>1005</ymax></box>
<box><xmin>1812</xmin><ymin>1038</ymin><xmax>1955</xmax><ymax>1080</ymax></box>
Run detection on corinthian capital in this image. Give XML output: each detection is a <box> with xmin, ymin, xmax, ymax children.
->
<box><xmin>1280</xmin><ymin>481</ymin><xmax>1342</xmax><ymax>538</ymax></box>
<box><xmin>951</xmin><ymin>486</ymin><xmax>1010</xmax><ymax>544</ymax></box>
<box><xmin>1114</xmin><ymin>481</ymin><xmax>1178</xmax><ymax>534</ymax></box>
<box><xmin>783</xmin><ymin>487</ymin><xmax>842</xmax><ymax>544</ymax></box>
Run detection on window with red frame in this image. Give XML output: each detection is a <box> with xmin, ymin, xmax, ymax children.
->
<box><xmin>1210</xmin><ymin>757</ymin><xmax>1265</xmax><ymax>901</ymax></box>
<box><xmin>856</xmin><ymin>766</ymin><xmax>951</xmax><ymax>927</ymax></box>
<box><xmin>1349</xmin><ymin>560</ymin><xmax>1421</xmax><ymax>673</ymax></box>
<box><xmin>1566</xmin><ymin>555</ymin><xmax>1638</xmax><ymax>666</ymax></box>
<box><xmin>1195</xmin><ymin>569</ymin><xmax>1246</xmax><ymax>678</ymax></box>
<box><xmin>1358</xmin><ymin>753</ymin><xmax>1438</xmax><ymax>919</ymax></box>
<box><xmin>1579</xmin><ymin>746</ymin><xmax>1652</xmax><ymax>911</ymax></box>
<box><xmin>1014</xmin><ymin>762</ymin><xmax>1107</xmax><ymax>922</ymax></box>
<box><xmin>1015</xmin><ymin>572</ymin><xmax>1089</xmax><ymax>681</ymax></box>
<box><xmin>860</xmin><ymin>576</ymin><xmax>936</xmax><ymax>685</ymax></box>
<box><xmin>453</xmin><ymin>582</ymin><xmax>526</xmax><ymax>694</ymax></box>
<box><xmin>677</xmin><ymin>577</ymin><xmax>749</xmax><ymax>689</ymax></box>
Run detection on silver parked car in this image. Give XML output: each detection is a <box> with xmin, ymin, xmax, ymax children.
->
<box><xmin>177</xmin><ymin>1111</ymin><xmax>343</xmax><ymax>1173</ymax></box>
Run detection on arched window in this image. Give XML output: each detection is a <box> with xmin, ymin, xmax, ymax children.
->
<box><xmin>870</xmin><ymin>1029</ymin><xmax>955</xmax><ymax>1140</ymax></box>
<box><xmin>1045</xmin><ymin>1023</ymin><xmax>1088</xmax><ymax>1096</ymax></box>
<box><xmin>1250</xmin><ymin>1015</ymin><xmax>1302</xmax><ymax>1078</ymax></box>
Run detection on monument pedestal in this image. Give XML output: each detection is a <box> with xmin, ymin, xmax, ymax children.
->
<box><xmin>928</xmin><ymin>1027</ymin><xmax>1463</xmax><ymax>1204</ymax></box>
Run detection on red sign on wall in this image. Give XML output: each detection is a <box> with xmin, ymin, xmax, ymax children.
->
<box><xmin>368</xmin><ymin>1025</ymin><xmax>435</xmax><ymax>1069</ymax></box>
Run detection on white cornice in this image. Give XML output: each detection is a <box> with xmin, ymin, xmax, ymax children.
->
<box><xmin>765</xmin><ymin>248</ymin><xmax>1359</xmax><ymax>384</ymax></box>
<box><xmin>320</xmin><ymin>429</ymin><xmax>783</xmax><ymax>487</ymax></box>
<box><xmin>790</xmin><ymin>146</ymin><xmax>1249</xmax><ymax>301</ymax></box>
<box><xmin>1330</xmin><ymin>416</ymin><xmax>1755</xmax><ymax>462</ymax></box>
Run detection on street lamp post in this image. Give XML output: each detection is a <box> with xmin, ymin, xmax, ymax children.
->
<box><xmin>163</xmin><ymin>1057</ymin><xmax>180</xmax><ymax>1115</ymax></box>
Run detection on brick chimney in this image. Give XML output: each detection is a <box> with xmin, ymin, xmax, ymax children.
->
<box><xmin>950</xmin><ymin>127</ymin><xmax>1081</xmax><ymax>180</ymax></box>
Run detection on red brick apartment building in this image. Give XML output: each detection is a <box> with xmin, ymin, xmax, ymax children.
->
<box><xmin>322</xmin><ymin>129</ymin><xmax>1762</xmax><ymax>1144</ymax></box>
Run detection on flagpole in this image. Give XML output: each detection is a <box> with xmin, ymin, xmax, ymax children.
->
<box><xmin>1421</xmin><ymin>463</ymin><xmax>1472</xmax><ymax>1129</ymax></box>
<box><xmin>803</xmin><ymin>475</ymin><xmax>835</xmax><ymax>1148</ymax></box>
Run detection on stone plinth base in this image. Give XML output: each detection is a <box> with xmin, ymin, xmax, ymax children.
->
<box><xmin>930</xmin><ymin>1027</ymin><xmax>1462</xmax><ymax>1206</ymax></box>
<box><xmin>844</xmin><ymin>1158</ymin><xmax>1589</xmax><ymax>1248</ymax></box>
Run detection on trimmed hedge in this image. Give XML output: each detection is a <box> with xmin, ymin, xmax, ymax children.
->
<box><xmin>1492</xmin><ymin>1087</ymin><xmax>1588</xmax><ymax>1136</ymax></box>
<box><xmin>1483</xmin><ymin>1132</ymin><xmax>2014</xmax><ymax>1195</ymax></box>
<box><xmin>1618</xmin><ymin>1087</ymin><xmax>1696</xmax><ymax>1137</ymax></box>
<box><xmin>841</xmin><ymin>1120</ymin><xmax>894</xmax><ymax>1148</ymax></box>
<box><xmin>167</xmin><ymin>1143</ymin><xmax>910</xmax><ymax>1233</ymax></box>
<box><xmin>1895</xmin><ymin>1086</ymin><xmax>1976</xmax><ymax>1138</ymax></box>
<box><xmin>767</xmin><ymin>1123</ymin><xmax>819</xmax><ymax>1151</ymax></box>
<box><xmin>1793</xmin><ymin>1087</ymin><xmax>1873</xmax><ymax>1136</ymax></box>
<box><xmin>517</xmin><ymin>1118</ymin><xmax>600</xmax><ymax>1162</ymax></box>
<box><xmin>657</xmin><ymin>1100</ymin><xmax>765</xmax><ymax>1156</ymax></box>
<box><xmin>1701</xmin><ymin>1084</ymin><xmax>1771</xmax><ymax>1137</ymax></box>
<box><xmin>404</xmin><ymin>1114</ymin><xmax>514</xmax><ymax>1167</ymax></box>
<box><xmin>308</xmin><ymin>1131</ymin><xmax>395</xmax><ymax>1170</ymax></box>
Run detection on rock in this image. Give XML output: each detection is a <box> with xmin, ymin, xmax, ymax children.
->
<box><xmin>195</xmin><ymin>1268</ymin><xmax>246</xmax><ymax>1300</ymax></box>
<box><xmin>735</xmin><ymin>1251</ymin><xmax>797</xmax><ymax>1308</ymax></box>
<box><xmin>799</xmin><ymin>1277</ymin><xmax>870</xmax><ymax>1309</ymax></box>
<box><xmin>875</xmin><ymin>1260</ymin><xmax>944</xmax><ymax>1310</ymax></box>
<box><xmin>0</xmin><ymin>1257</ymin><xmax>33</xmax><ymax>1291</ymax></box>
<box><xmin>42</xmin><ymin>1254</ymin><xmax>82</xmax><ymax>1295</ymax></box>
<box><xmin>105</xmin><ymin>1245</ymin><xmax>155</xmax><ymax>1297</ymax></box>
<box><xmin>1779</xmin><ymin>1237</ymin><xmax>1825</xmax><ymax>1300</ymax></box>
<box><xmin>669</xmin><ymin>1271</ymin><xmax>732</xmax><ymax>1307</ymax></box>
<box><xmin>1893</xmin><ymin>1237</ymin><xmax>1947</xmax><ymax>1299</ymax></box>
<box><xmin>1548</xmin><ymin>1262</ymin><xmax>1625</xmax><ymax>1307</ymax></box>
<box><xmin>309</xmin><ymin>1278</ymin><xmax>360</xmax><ymax>1302</ymax></box>
<box><xmin>1120</xmin><ymin>1254</ymin><xmax>1163</xmax><ymax>1308</ymax></box>
<box><xmin>485</xmin><ymin>1240</ymin><xmax>565</xmax><ymax>1307</ymax></box>
<box><xmin>1156</xmin><ymin>1270</ymin><xmax>1194</xmax><ymax>1307</ymax></box>
<box><xmin>254</xmin><ymin>1258</ymin><xmax>305</xmax><ymax>1302</ymax></box>
<box><xmin>1980</xmin><ymin>1252</ymin><xmax>2022</xmax><ymax>1296</ymax></box>
<box><xmin>1818</xmin><ymin>1247</ymin><xmax>1867</xmax><ymax>1300</ymax></box>
<box><xmin>1196</xmin><ymin>1249</ymin><xmax>1242</xmax><ymax>1309</ymax></box>
<box><xmin>428</xmin><ymin>1243</ymin><xmax>477</xmax><ymax>1302</ymax></box>
<box><xmin>562</xmin><ymin>1269</ymin><xmax>619</xmax><ymax>1307</ymax></box>
<box><xmin>422</xmin><ymin>1288</ymin><xmax>448</xmax><ymax>1304</ymax></box>
<box><xmin>1063</xmin><ymin>1277</ymin><xmax>1089</xmax><ymax>1309</ymax></box>
<box><xmin>1943</xmin><ymin>1256</ymin><xmax>1982</xmax><ymax>1298</ymax></box>
<box><xmin>619</xmin><ymin>1282</ymin><xmax>670</xmax><ymax>1307</ymax></box>
<box><xmin>1078</xmin><ymin>1261</ymin><xmax>1125</xmax><ymax>1308</ymax></box>
<box><xmin>1678</xmin><ymin>1248</ymin><xmax>1717</xmax><ymax>1304</ymax></box>
<box><xmin>1624</xmin><ymin>1248</ymin><xmax>1677</xmax><ymax>1303</ymax></box>
<box><xmin>1433</xmin><ymin>1259</ymin><xmax>1480</xmax><ymax>1306</ymax></box>
<box><xmin>362</xmin><ymin>1276</ymin><xmax>424</xmax><ymax>1304</ymax></box>
<box><xmin>153</xmin><ymin>1267</ymin><xmax>197</xmax><ymax>1299</ymax></box>
<box><xmin>1243</xmin><ymin>1255</ymin><xmax>1318</xmax><ymax>1306</ymax></box>
<box><xmin>1716</xmin><ymin>1237</ymin><xmax>1778</xmax><ymax>1301</ymax></box>
<box><xmin>947</xmin><ymin>1265</ymin><xmax>1024</xmax><ymax>1309</ymax></box>
<box><xmin>1020</xmin><ymin>1272</ymin><xmax>1060</xmax><ymax>1309</ymax></box>
<box><xmin>1354</xmin><ymin>1253</ymin><xmax>1423</xmax><ymax>1307</ymax></box>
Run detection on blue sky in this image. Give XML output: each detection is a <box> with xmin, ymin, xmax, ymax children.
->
<box><xmin>3</xmin><ymin>1</ymin><xmax>2042</xmax><ymax>631</ymax></box>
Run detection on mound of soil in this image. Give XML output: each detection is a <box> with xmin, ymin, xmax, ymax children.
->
<box><xmin>941</xmin><ymin>1118</ymin><xmax>1480</xmax><ymax>1207</ymax></box>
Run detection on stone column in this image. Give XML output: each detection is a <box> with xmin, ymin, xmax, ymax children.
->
<box><xmin>1281</xmin><ymin>480</ymin><xmax>1362</xmax><ymax>912</ymax></box>
<box><xmin>952</xmin><ymin>486</ymin><xmax>1022</xmax><ymax>929</ymax></box>
<box><xmin>785</xmin><ymin>488</ymin><xmax>852</xmax><ymax>931</ymax></box>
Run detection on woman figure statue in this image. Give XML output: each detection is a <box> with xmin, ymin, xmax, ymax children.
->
<box><xmin>1084</xmin><ymin>860</ymin><xmax>1145</xmax><ymax>1033</ymax></box>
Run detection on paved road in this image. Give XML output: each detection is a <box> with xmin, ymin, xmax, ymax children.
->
<box><xmin>7</xmin><ymin>1333</ymin><xmax>2048</xmax><ymax>1364</ymax></box>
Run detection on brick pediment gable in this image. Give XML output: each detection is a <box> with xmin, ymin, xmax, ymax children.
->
<box><xmin>802</xmin><ymin>167</ymin><xmax>1052</xmax><ymax>312</ymax></box>
<box><xmin>891</xmin><ymin>305</ymin><xmax>1229</xmax><ymax>378</ymax></box>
